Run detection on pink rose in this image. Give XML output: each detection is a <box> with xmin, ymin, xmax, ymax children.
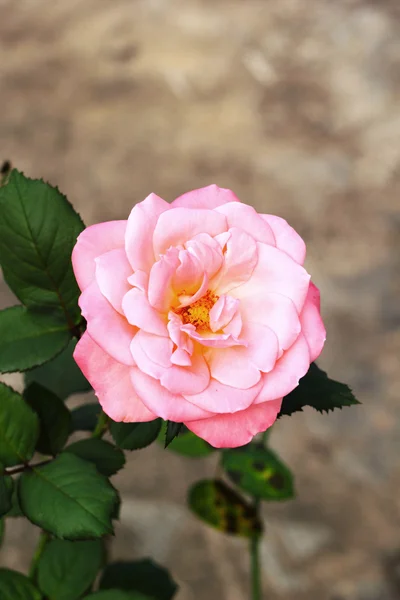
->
<box><xmin>72</xmin><ymin>185</ymin><xmax>326</xmax><ymax>448</ymax></box>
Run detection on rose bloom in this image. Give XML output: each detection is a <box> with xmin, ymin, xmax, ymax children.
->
<box><xmin>72</xmin><ymin>185</ymin><xmax>325</xmax><ymax>448</ymax></box>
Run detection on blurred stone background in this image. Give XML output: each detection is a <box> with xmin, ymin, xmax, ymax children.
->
<box><xmin>1</xmin><ymin>0</ymin><xmax>400</xmax><ymax>598</ymax></box>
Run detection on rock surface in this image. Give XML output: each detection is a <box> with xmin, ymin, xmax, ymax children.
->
<box><xmin>1</xmin><ymin>0</ymin><xmax>400</xmax><ymax>598</ymax></box>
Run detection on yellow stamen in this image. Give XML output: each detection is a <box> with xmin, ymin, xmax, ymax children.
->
<box><xmin>176</xmin><ymin>290</ymin><xmax>218</xmax><ymax>331</ymax></box>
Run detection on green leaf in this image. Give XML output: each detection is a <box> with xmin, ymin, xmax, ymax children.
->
<box><xmin>37</xmin><ymin>539</ymin><xmax>103</xmax><ymax>600</ymax></box>
<box><xmin>0</xmin><ymin>569</ymin><xmax>41</xmax><ymax>600</ymax></box>
<box><xmin>0</xmin><ymin>169</ymin><xmax>84</xmax><ymax>326</ymax></box>
<box><xmin>19</xmin><ymin>453</ymin><xmax>118</xmax><ymax>539</ymax></box>
<box><xmin>0</xmin><ymin>306</ymin><xmax>70</xmax><ymax>374</ymax></box>
<box><xmin>0</xmin><ymin>475</ymin><xmax>13</xmax><ymax>517</ymax></box>
<box><xmin>24</xmin><ymin>383</ymin><xmax>71</xmax><ymax>456</ymax></box>
<box><xmin>0</xmin><ymin>519</ymin><xmax>4</xmax><ymax>545</ymax></box>
<box><xmin>5</xmin><ymin>477</ymin><xmax>23</xmax><ymax>517</ymax></box>
<box><xmin>65</xmin><ymin>439</ymin><xmax>125</xmax><ymax>477</ymax></box>
<box><xmin>110</xmin><ymin>420</ymin><xmax>162</xmax><ymax>451</ymax></box>
<box><xmin>222</xmin><ymin>446</ymin><xmax>294</xmax><ymax>501</ymax></box>
<box><xmin>188</xmin><ymin>479</ymin><xmax>262</xmax><ymax>537</ymax></box>
<box><xmin>70</xmin><ymin>404</ymin><xmax>101</xmax><ymax>432</ymax></box>
<box><xmin>25</xmin><ymin>339</ymin><xmax>91</xmax><ymax>400</ymax></box>
<box><xmin>164</xmin><ymin>421</ymin><xmax>182</xmax><ymax>448</ymax></box>
<box><xmin>158</xmin><ymin>424</ymin><xmax>214</xmax><ymax>457</ymax></box>
<box><xmin>279</xmin><ymin>363</ymin><xmax>360</xmax><ymax>418</ymax></box>
<box><xmin>100</xmin><ymin>559</ymin><xmax>178</xmax><ymax>600</ymax></box>
<box><xmin>86</xmin><ymin>592</ymin><xmax>150</xmax><ymax>600</ymax></box>
<box><xmin>0</xmin><ymin>383</ymin><xmax>39</xmax><ymax>467</ymax></box>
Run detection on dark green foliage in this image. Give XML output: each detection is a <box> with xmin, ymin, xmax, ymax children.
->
<box><xmin>110</xmin><ymin>420</ymin><xmax>162</xmax><ymax>451</ymax></box>
<box><xmin>24</xmin><ymin>383</ymin><xmax>71</xmax><ymax>456</ymax></box>
<box><xmin>100</xmin><ymin>559</ymin><xmax>178</xmax><ymax>600</ymax></box>
<box><xmin>0</xmin><ymin>383</ymin><xmax>39</xmax><ymax>467</ymax></box>
<box><xmin>0</xmin><ymin>169</ymin><xmax>84</xmax><ymax>327</ymax></box>
<box><xmin>25</xmin><ymin>339</ymin><xmax>91</xmax><ymax>400</ymax></box>
<box><xmin>65</xmin><ymin>439</ymin><xmax>125</xmax><ymax>477</ymax></box>
<box><xmin>0</xmin><ymin>306</ymin><xmax>70</xmax><ymax>373</ymax></box>
<box><xmin>19</xmin><ymin>453</ymin><xmax>118</xmax><ymax>539</ymax></box>
<box><xmin>279</xmin><ymin>363</ymin><xmax>360</xmax><ymax>417</ymax></box>
<box><xmin>37</xmin><ymin>539</ymin><xmax>104</xmax><ymax>600</ymax></box>
<box><xmin>0</xmin><ymin>569</ymin><xmax>41</xmax><ymax>600</ymax></box>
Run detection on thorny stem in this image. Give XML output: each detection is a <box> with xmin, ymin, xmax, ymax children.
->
<box><xmin>91</xmin><ymin>410</ymin><xmax>109</xmax><ymax>439</ymax></box>
<box><xmin>250</xmin><ymin>499</ymin><xmax>262</xmax><ymax>600</ymax></box>
<box><xmin>4</xmin><ymin>459</ymin><xmax>52</xmax><ymax>476</ymax></box>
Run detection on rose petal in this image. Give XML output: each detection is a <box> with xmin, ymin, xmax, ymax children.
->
<box><xmin>153</xmin><ymin>208</ymin><xmax>227</xmax><ymax>258</ymax></box>
<box><xmin>131</xmin><ymin>368</ymin><xmax>213</xmax><ymax>421</ymax></box>
<box><xmin>185</xmin><ymin>399</ymin><xmax>282</xmax><ymax>448</ymax></box>
<box><xmin>209</xmin><ymin>295</ymin><xmax>240</xmax><ymax>333</ymax></box>
<box><xmin>122</xmin><ymin>288</ymin><xmax>168</xmax><ymax>336</ymax></box>
<box><xmin>255</xmin><ymin>333</ymin><xmax>311</xmax><ymax>403</ymax></box>
<box><xmin>171</xmin><ymin>184</ymin><xmax>241</xmax><ymax>209</ymax></box>
<box><xmin>216</xmin><ymin>202</ymin><xmax>276</xmax><ymax>245</ymax></box>
<box><xmin>185</xmin><ymin>234</ymin><xmax>223</xmax><ymax>279</ymax></box>
<box><xmin>300</xmin><ymin>282</ymin><xmax>326</xmax><ymax>362</ymax></box>
<box><xmin>233</xmin><ymin>242</ymin><xmax>310</xmax><ymax>312</ymax></box>
<box><xmin>72</xmin><ymin>221</ymin><xmax>127</xmax><ymax>292</ymax></box>
<box><xmin>240</xmin><ymin>292</ymin><xmax>301</xmax><ymax>355</ymax></box>
<box><xmin>212</xmin><ymin>228</ymin><xmax>258</xmax><ymax>295</ymax></box>
<box><xmin>125</xmin><ymin>193</ymin><xmax>170</xmax><ymax>272</ymax></box>
<box><xmin>184</xmin><ymin>377</ymin><xmax>264</xmax><ymax>414</ymax></box>
<box><xmin>205</xmin><ymin>323</ymin><xmax>279</xmax><ymax>389</ymax></box>
<box><xmin>160</xmin><ymin>352</ymin><xmax>210</xmax><ymax>395</ymax></box>
<box><xmin>95</xmin><ymin>248</ymin><xmax>132</xmax><ymax>314</ymax></box>
<box><xmin>130</xmin><ymin>330</ymin><xmax>173</xmax><ymax>379</ymax></box>
<box><xmin>261</xmin><ymin>214</ymin><xmax>306</xmax><ymax>265</ymax></box>
<box><xmin>79</xmin><ymin>281</ymin><xmax>135</xmax><ymax>366</ymax></box>
<box><xmin>74</xmin><ymin>333</ymin><xmax>156</xmax><ymax>422</ymax></box>
<box><xmin>183</xmin><ymin>325</ymin><xmax>244</xmax><ymax>348</ymax></box>
<box><xmin>173</xmin><ymin>250</ymin><xmax>204</xmax><ymax>295</ymax></box>
<box><xmin>148</xmin><ymin>248</ymin><xmax>180</xmax><ymax>313</ymax></box>
<box><xmin>127</xmin><ymin>270</ymin><xmax>148</xmax><ymax>292</ymax></box>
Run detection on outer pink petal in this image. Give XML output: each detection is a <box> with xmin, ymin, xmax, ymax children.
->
<box><xmin>148</xmin><ymin>248</ymin><xmax>180</xmax><ymax>313</ymax></box>
<box><xmin>205</xmin><ymin>323</ymin><xmax>279</xmax><ymax>389</ymax></box>
<box><xmin>95</xmin><ymin>248</ymin><xmax>132</xmax><ymax>314</ymax></box>
<box><xmin>79</xmin><ymin>281</ymin><xmax>135</xmax><ymax>366</ymax></box>
<box><xmin>131</xmin><ymin>368</ymin><xmax>213</xmax><ymax>421</ymax></box>
<box><xmin>212</xmin><ymin>228</ymin><xmax>258</xmax><ymax>295</ymax></box>
<box><xmin>261</xmin><ymin>214</ymin><xmax>306</xmax><ymax>265</ymax></box>
<box><xmin>171</xmin><ymin>184</ymin><xmax>241</xmax><ymax>209</ymax></box>
<box><xmin>233</xmin><ymin>242</ymin><xmax>310</xmax><ymax>312</ymax></box>
<box><xmin>160</xmin><ymin>352</ymin><xmax>210</xmax><ymax>395</ymax></box>
<box><xmin>72</xmin><ymin>221</ymin><xmax>127</xmax><ymax>292</ymax></box>
<box><xmin>185</xmin><ymin>399</ymin><xmax>282</xmax><ymax>448</ymax></box>
<box><xmin>240</xmin><ymin>292</ymin><xmax>301</xmax><ymax>356</ymax></box>
<box><xmin>125</xmin><ymin>193</ymin><xmax>170</xmax><ymax>272</ymax></box>
<box><xmin>122</xmin><ymin>288</ymin><xmax>168</xmax><ymax>336</ymax></box>
<box><xmin>216</xmin><ymin>203</ymin><xmax>275</xmax><ymax>245</ymax></box>
<box><xmin>300</xmin><ymin>282</ymin><xmax>326</xmax><ymax>362</ymax></box>
<box><xmin>255</xmin><ymin>333</ymin><xmax>311</xmax><ymax>404</ymax></box>
<box><xmin>74</xmin><ymin>333</ymin><xmax>156</xmax><ymax>422</ymax></box>
<box><xmin>153</xmin><ymin>208</ymin><xmax>227</xmax><ymax>258</ymax></box>
<box><xmin>184</xmin><ymin>377</ymin><xmax>264</xmax><ymax>414</ymax></box>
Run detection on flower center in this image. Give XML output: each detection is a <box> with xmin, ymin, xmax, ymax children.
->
<box><xmin>176</xmin><ymin>290</ymin><xmax>218</xmax><ymax>331</ymax></box>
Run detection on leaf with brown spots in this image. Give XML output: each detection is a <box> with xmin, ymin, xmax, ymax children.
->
<box><xmin>222</xmin><ymin>446</ymin><xmax>295</xmax><ymax>501</ymax></box>
<box><xmin>188</xmin><ymin>479</ymin><xmax>262</xmax><ymax>537</ymax></box>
